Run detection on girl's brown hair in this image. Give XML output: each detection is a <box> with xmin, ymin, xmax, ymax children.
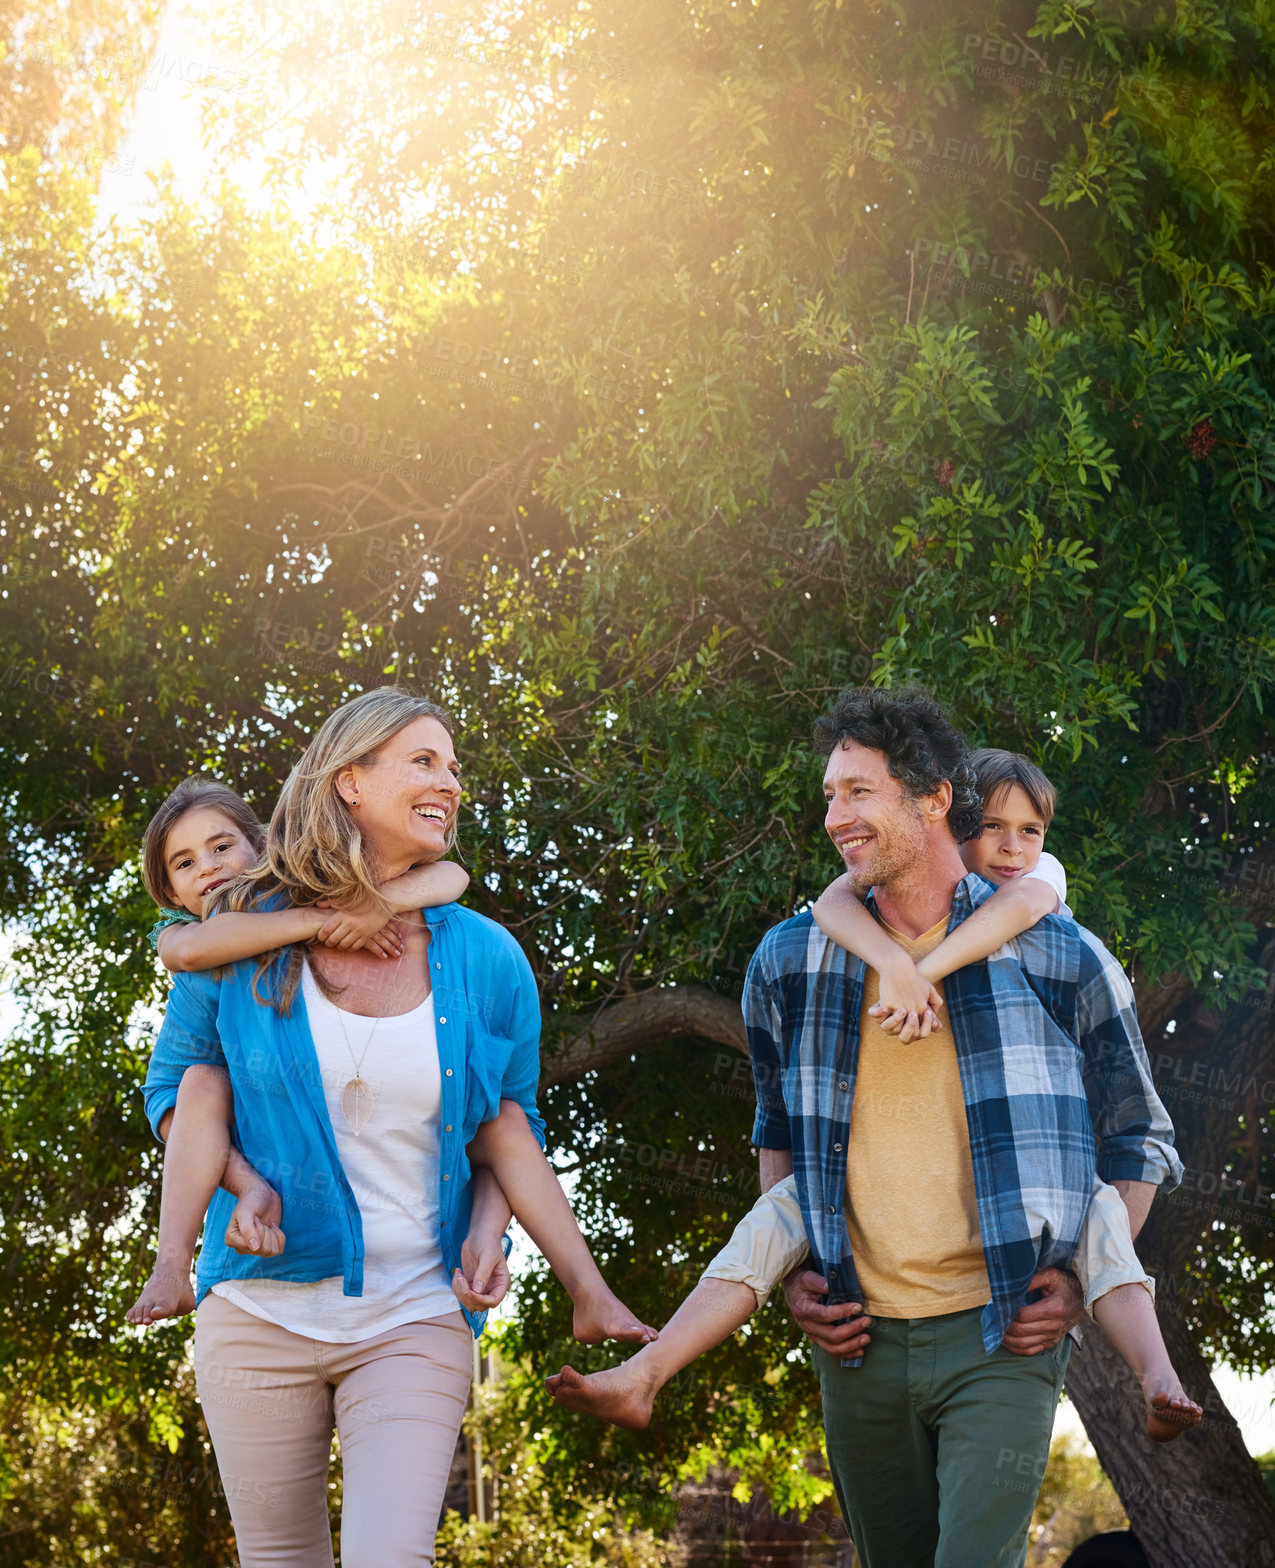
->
<box><xmin>141</xmin><ymin>777</ymin><xmax>266</xmax><ymax>908</ymax></box>
<box><xmin>219</xmin><ymin>687</ymin><xmax>459</xmax><ymax>1012</ymax></box>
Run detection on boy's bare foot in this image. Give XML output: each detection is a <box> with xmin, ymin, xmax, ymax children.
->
<box><xmin>1146</xmin><ymin>1387</ymin><xmax>1203</xmax><ymax>1443</ymax></box>
<box><xmin>572</xmin><ymin>1289</ymin><xmax>659</xmax><ymax>1346</ymax></box>
<box><xmin>126</xmin><ymin>1266</ymin><xmax>196</xmax><ymax>1325</ymax></box>
<box><xmin>546</xmin><ymin>1362</ymin><xmax>660</xmax><ymax>1432</ymax></box>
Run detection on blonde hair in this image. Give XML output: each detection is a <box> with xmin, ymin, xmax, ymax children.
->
<box><xmin>218</xmin><ymin>688</ymin><xmax>458</xmax><ymax>1011</ymax></box>
<box><xmin>142</xmin><ymin>777</ymin><xmax>265</xmax><ymax>907</ymax></box>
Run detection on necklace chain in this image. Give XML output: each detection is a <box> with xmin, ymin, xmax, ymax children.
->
<box><xmin>310</xmin><ymin>951</ymin><xmax>407</xmax><ymax>1136</ymax></box>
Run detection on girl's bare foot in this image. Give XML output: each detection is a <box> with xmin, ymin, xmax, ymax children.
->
<box><xmin>572</xmin><ymin>1288</ymin><xmax>659</xmax><ymax>1346</ymax></box>
<box><xmin>546</xmin><ymin>1362</ymin><xmax>660</xmax><ymax>1431</ymax></box>
<box><xmin>126</xmin><ymin>1266</ymin><xmax>196</xmax><ymax>1325</ymax></box>
<box><xmin>1146</xmin><ymin>1387</ymin><xmax>1203</xmax><ymax>1443</ymax></box>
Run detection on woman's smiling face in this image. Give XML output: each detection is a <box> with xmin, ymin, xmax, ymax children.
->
<box><xmin>163</xmin><ymin>806</ymin><xmax>261</xmax><ymax>915</ymax></box>
<box><xmin>338</xmin><ymin>714</ymin><xmax>461</xmax><ymax>876</ymax></box>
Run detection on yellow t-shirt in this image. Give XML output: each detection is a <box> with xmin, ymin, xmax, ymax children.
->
<box><xmin>844</xmin><ymin>914</ymin><xmax>991</xmax><ymax>1318</ymax></box>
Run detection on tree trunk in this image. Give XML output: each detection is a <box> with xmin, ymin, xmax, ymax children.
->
<box><xmin>1065</xmin><ymin>1307</ymin><xmax>1275</xmax><ymax>1567</ymax></box>
<box><xmin>1065</xmin><ymin>928</ymin><xmax>1275</xmax><ymax>1565</ymax></box>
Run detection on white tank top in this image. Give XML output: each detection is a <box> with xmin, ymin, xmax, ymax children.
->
<box><xmin>211</xmin><ymin>962</ymin><xmax>457</xmax><ymax>1340</ymax></box>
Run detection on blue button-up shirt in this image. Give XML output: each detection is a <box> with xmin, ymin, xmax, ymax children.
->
<box><xmin>141</xmin><ymin>901</ymin><xmax>544</xmax><ymax>1337</ymax></box>
<box><xmin>744</xmin><ymin>873</ymin><xmax>1182</xmax><ymax>1354</ymax></box>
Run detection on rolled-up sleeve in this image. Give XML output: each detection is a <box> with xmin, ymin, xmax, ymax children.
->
<box><xmin>745</xmin><ymin>944</ymin><xmax>791</xmax><ymax>1151</ymax></box>
<box><xmin>493</xmin><ymin>934</ymin><xmax>547</xmax><ymax>1150</ymax></box>
<box><xmin>1076</xmin><ymin>935</ymin><xmax>1182</xmax><ymax>1190</ymax></box>
<box><xmin>141</xmin><ymin>970</ymin><xmax>226</xmax><ymax>1141</ymax></box>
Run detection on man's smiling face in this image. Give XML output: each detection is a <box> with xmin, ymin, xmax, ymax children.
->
<box><xmin>822</xmin><ymin>740</ymin><xmax>933</xmax><ymax>895</ymax></box>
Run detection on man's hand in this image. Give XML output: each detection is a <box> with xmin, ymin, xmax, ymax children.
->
<box><xmin>782</xmin><ymin>1268</ymin><xmax>872</xmax><ymax>1357</ymax></box>
<box><xmin>1001</xmin><ymin>1267</ymin><xmax>1084</xmax><ymax>1355</ymax></box>
<box><xmin>452</xmin><ymin>1230</ymin><xmax>510</xmax><ymax>1312</ymax></box>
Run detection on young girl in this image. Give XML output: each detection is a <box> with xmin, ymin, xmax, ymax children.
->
<box><xmin>546</xmin><ymin>750</ymin><xmax>1202</xmax><ymax>1444</ymax></box>
<box><xmin>129</xmin><ymin>775</ymin><xmax>658</xmax><ymax>1348</ymax></box>
<box><xmin>127</xmin><ymin>775</ymin><xmax>472</xmax><ymax>1323</ymax></box>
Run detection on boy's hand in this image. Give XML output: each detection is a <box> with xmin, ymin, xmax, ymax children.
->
<box><xmin>868</xmin><ymin>961</ymin><xmax>944</xmax><ymax>1043</ymax></box>
<box><xmin>314</xmin><ymin>899</ymin><xmax>404</xmax><ymax>959</ymax></box>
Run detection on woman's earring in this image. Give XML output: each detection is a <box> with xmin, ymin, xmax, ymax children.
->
<box><xmin>352</xmin><ymin>794</ymin><xmax>360</xmax><ymax>807</ymax></box>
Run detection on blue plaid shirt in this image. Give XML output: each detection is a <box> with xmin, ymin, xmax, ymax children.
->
<box><xmin>745</xmin><ymin>873</ymin><xmax>1182</xmax><ymax>1354</ymax></box>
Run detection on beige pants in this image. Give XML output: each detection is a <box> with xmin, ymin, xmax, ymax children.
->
<box><xmin>701</xmin><ymin>1173</ymin><xmax>810</xmax><ymax>1306</ymax></box>
<box><xmin>1074</xmin><ymin>1174</ymin><xmax>1155</xmax><ymax>1312</ymax></box>
<box><xmin>703</xmin><ymin>1174</ymin><xmax>1153</xmax><ymax>1319</ymax></box>
<box><xmin>194</xmin><ymin>1291</ymin><xmax>472</xmax><ymax>1567</ymax></box>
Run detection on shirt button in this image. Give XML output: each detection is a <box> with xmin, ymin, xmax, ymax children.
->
<box><xmin>445</xmin><ymin>1068</ymin><xmax>453</xmax><ymax>1077</ymax></box>
<box><xmin>439</xmin><ymin>1016</ymin><xmax>447</xmax><ymax>1024</ymax></box>
<box><xmin>445</xmin><ymin>1124</ymin><xmax>453</xmax><ymax>1132</ymax></box>
<box><xmin>443</xmin><ymin>1173</ymin><xmax>450</xmax><ymax>1181</ymax></box>
<box><xmin>825</xmin><ymin>1204</ymin><xmax>837</xmax><ymax>1215</ymax></box>
<box><xmin>838</xmin><ymin>1081</ymin><xmax>849</xmax><ymax>1091</ymax></box>
<box><xmin>833</xmin><ymin>1142</ymin><xmax>843</xmax><ymax>1152</ymax></box>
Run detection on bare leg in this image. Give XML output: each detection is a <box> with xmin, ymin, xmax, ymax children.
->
<box><xmin>546</xmin><ymin>1275</ymin><xmax>756</xmax><ymax>1430</ymax></box>
<box><xmin>1092</xmin><ymin>1283</ymin><xmax>1203</xmax><ymax>1443</ymax></box>
<box><xmin>466</xmin><ymin>1101</ymin><xmax>657</xmax><ymax>1344</ymax></box>
<box><xmin>127</xmin><ymin>1067</ymin><xmax>236</xmax><ymax>1324</ymax></box>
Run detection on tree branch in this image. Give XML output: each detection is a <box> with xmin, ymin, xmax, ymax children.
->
<box><xmin>541</xmin><ymin>983</ymin><xmax>747</xmax><ymax>1085</ymax></box>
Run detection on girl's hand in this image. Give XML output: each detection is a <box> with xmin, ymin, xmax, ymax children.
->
<box><xmin>315</xmin><ymin>900</ymin><xmax>405</xmax><ymax>959</ymax></box>
<box><xmin>868</xmin><ymin>962</ymin><xmax>944</xmax><ymax>1043</ymax></box>
<box><xmin>452</xmin><ymin>1231</ymin><xmax>510</xmax><ymax>1312</ymax></box>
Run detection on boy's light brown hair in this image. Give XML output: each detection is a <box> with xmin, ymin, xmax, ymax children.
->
<box><xmin>141</xmin><ymin>777</ymin><xmax>266</xmax><ymax>907</ymax></box>
<box><xmin>968</xmin><ymin>748</ymin><xmax>1057</xmax><ymax>828</ymax></box>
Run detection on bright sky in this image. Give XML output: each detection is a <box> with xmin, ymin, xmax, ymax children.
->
<box><xmin>101</xmin><ymin>0</ymin><xmax>229</xmax><ymax>221</ymax></box>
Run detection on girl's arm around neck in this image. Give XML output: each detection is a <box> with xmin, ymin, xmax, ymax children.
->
<box><xmin>916</xmin><ymin>878</ymin><xmax>1058</xmax><ymax>985</ymax></box>
<box><xmin>381</xmin><ymin>859</ymin><xmax>469</xmax><ymax>912</ymax></box>
<box><xmin>156</xmin><ymin>907</ymin><xmax>326</xmax><ymax>973</ymax></box>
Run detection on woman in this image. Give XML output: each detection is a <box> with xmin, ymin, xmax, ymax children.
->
<box><xmin>142</xmin><ymin>689</ymin><xmax>540</xmax><ymax>1566</ymax></box>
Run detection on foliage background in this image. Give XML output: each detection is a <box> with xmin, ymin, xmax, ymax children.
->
<box><xmin>1</xmin><ymin>0</ymin><xmax>1273</xmax><ymax>1563</ymax></box>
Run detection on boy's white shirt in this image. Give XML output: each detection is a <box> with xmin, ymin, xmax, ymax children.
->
<box><xmin>1022</xmin><ymin>849</ymin><xmax>1071</xmax><ymax>917</ymax></box>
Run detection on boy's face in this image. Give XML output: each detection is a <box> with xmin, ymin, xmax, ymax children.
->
<box><xmin>960</xmin><ymin>783</ymin><xmax>1047</xmax><ymax>883</ymax></box>
<box><xmin>163</xmin><ymin>806</ymin><xmax>259</xmax><ymax>915</ymax></box>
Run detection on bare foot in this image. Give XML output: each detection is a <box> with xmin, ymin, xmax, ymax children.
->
<box><xmin>546</xmin><ymin>1362</ymin><xmax>660</xmax><ymax>1432</ymax></box>
<box><xmin>1147</xmin><ymin>1387</ymin><xmax>1203</xmax><ymax>1443</ymax></box>
<box><xmin>126</xmin><ymin>1266</ymin><xmax>196</xmax><ymax>1325</ymax></box>
<box><xmin>572</xmin><ymin>1289</ymin><xmax>659</xmax><ymax>1346</ymax></box>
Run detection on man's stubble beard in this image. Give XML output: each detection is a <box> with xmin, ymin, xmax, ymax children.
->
<box><xmin>841</xmin><ymin>799</ymin><xmax>931</xmax><ymax>898</ymax></box>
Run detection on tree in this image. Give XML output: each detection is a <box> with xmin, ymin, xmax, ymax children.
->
<box><xmin>1</xmin><ymin>0</ymin><xmax>1273</xmax><ymax>1562</ymax></box>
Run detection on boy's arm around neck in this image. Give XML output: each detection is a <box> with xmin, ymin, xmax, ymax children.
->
<box><xmin>916</xmin><ymin>878</ymin><xmax>1058</xmax><ymax>985</ymax></box>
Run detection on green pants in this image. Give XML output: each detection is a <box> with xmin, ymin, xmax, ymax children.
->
<box><xmin>815</xmin><ymin>1306</ymin><xmax>1071</xmax><ymax>1568</ymax></box>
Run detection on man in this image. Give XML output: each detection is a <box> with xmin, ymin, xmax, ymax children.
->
<box><xmin>746</xmin><ymin>683</ymin><xmax>1180</xmax><ymax>1568</ymax></box>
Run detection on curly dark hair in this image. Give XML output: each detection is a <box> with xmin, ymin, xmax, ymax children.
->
<box><xmin>812</xmin><ymin>682</ymin><xmax>983</xmax><ymax>843</ymax></box>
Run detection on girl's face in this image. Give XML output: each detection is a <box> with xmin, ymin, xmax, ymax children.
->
<box><xmin>163</xmin><ymin>806</ymin><xmax>260</xmax><ymax>915</ymax></box>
